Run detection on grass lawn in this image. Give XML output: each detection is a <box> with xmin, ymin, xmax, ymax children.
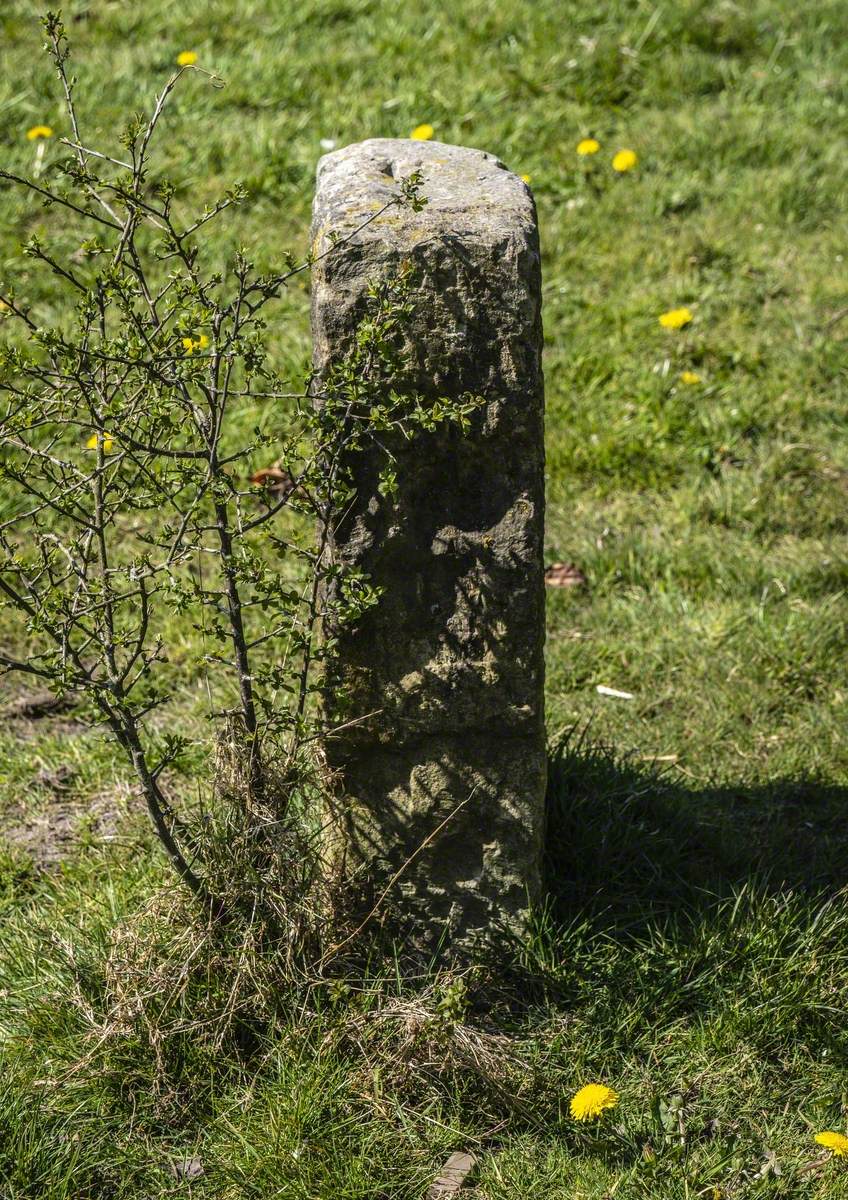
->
<box><xmin>1</xmin><ymin>0</ymin><xmax>847</xmax><ymax>1195</ymax></box>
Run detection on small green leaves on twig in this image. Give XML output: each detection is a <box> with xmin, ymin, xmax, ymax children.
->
<box><xmin>0</xmin><ymin>15</ymin><xmax>477</xmax><ymax>933</ymax></box>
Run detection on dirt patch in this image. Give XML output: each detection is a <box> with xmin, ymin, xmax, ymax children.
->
<box><xmin>1</xmin><ymin>685</ymin><xmax>121</xmax><ymax>865</ymax></box>
<box><xmin>1</xmin><ymin>687</ymin><xmax>89</xmax><ymax>740</ymax></box>
<box><xmin>2</xmin><ymin>786</ymin><xmax>130</xmax><ymax>869</ymax></box>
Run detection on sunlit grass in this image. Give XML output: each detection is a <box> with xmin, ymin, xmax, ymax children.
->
<box><xmin>1</xmin><ymin>0</ymin><xmax>847</xmax><ymax>1195</ymax></box>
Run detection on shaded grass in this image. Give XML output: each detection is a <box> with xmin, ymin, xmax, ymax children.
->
<box><xmin>2</xmin><ymin>740</ymin><xmax>848</xmax><ymax>1196</ymax></box>
<box><xmin>544</xmin><ymin>730</ymin><xmax>848</xmax><ymax>925</ymax></box>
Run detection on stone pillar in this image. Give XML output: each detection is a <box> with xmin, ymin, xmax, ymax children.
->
<box><xmin>311</xmin><ymin>138</ymin><xmax>546</xmax><ymax>949</ymax></box>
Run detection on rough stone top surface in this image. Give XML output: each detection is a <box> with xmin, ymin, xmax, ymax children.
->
<box><xmin>313</xmin><ymin>137</ymin><xmax>535</xmax><ymax>248</ymax></box>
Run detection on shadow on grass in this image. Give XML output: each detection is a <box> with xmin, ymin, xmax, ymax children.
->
<box><xmin>544</xmin><ymin>728</ymin><xmax>848</xmax><ymax>931</ymax></box>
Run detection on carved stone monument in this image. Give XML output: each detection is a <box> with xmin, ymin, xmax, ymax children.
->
<box><xmin>311</xmin><ymin>138</ymin><xmax>546</xmax><ymax>948</ymax></box>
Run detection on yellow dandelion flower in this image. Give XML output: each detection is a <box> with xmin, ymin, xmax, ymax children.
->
<box><xmin>815</xmin><ymin>1131</ymin><xmax>848</xmax><ymax>1157</ymax></box>
<box><xmin>576</xmin><ymin>138</ymin><xmax>600</xmax><ymax>156</ymax></box>
<box><xmin>177</xmin><ymin>51</ymin><xmax>198</xmax><ymax>67</ymax></box>
<box><xmin>612</xmin><ymin>148</ymin><xmax>638</xmax><ymax>172</ymax></box>
<box><xmin>182</xmin><ymin>333</ymin><xmax>209</xmax><ymax>354</ymax></box>
<box><xmin>659</xmin><ymin>307</ymin><xmax>693</xmax><ymax>330</ymax></box>
<box><xmin>86</xmin><ymin>432</ymin><xmax>115</xmax><ymax>453</ymax></box>
<box><xmin>520</xmin><ymin>173</ymin><xmax>532</xmax><ymax>184</ymax></box>
<box><xmin>680</xmin><ymin>370</ymin><xmax>701</xmax><ymax>385</ymax></box>
<box><xmin>410</xmin><ymin>123</ymin><xmax>434</xmax><ymax>141</ymax></box>
<box><xmin>26</xmin><ymin>125</ymin><xmax>53</xmax><ymax>141</ymax></box>
<box><xmin>569</xmin><ymin>1082</ymin><xmax>619</xmax><ymax>1121</ymax></box>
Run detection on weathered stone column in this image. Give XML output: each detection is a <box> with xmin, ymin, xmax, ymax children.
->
<box><xmin>311</xmin><ymin>138</ymin><xmax>546</xmax><ymax>949</ymax></box>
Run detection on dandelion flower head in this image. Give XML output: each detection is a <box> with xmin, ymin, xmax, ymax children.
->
<box><xmin>569</xmin><ymin>1082</ymin><xmax>619</xmax><ymax>1121</ymax></box>
<box><xmin>659</xmin><ymin>307</ymin><xmax>693</xmax><ymax>330</ymax></box>
<box><xmin>26</xmin><ymin>126</ymin><xmax>53</xmax><ymax>141</ymax></box>
<box><xmin>520</xmin><ymin>173</ymin><xmax>532</xmax><ymax>184</ymax></box>
<box><xmin>576</xmin><ymin>138</ymin><xmax>600</xmax><ymax>156</ymax></box>
<box><xmin>815</xmin><ymin>1131</ymin><xmax>848</xmax><ymax>1157</ymax></box>
<box><xmin>410</xmin><ymin>124</ymin><xmax>434</xmax><ymax>141</ymax></box>
<box><xmin>612</xmin><ymin>148</ymin><xmax>638</xmax><ymax>172</ymax></box>
<box><xmin>177</xmin><ymin>51</ymin><xmax>198</xmax><ymax>67</ymax></box>
<box><xmin>86</xmin><ymin>432</ymin><xmax>115</xmax><ymax>453</ymax></box>
<box><xmin>680</xmin><ymin>370</ymin><xmax>701</xmax><ymax>384</ymax></box>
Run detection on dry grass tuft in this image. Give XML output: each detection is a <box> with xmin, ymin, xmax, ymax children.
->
<box><xmin>322</xmin><ymin>977</ymin><xmax>544</xmax><ymax>1127</ymax></box>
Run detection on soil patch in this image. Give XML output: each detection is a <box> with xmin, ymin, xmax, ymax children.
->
<box><xmin>2</xmin><ymin>788</ymin><xmax>128</xmax><ymax>869</ymax></box>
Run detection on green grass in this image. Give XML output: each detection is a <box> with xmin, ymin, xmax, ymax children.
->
<box><xmin>1</xmin><ymin>0</ymin><xmax>848</xmax><ymax>1195</ymax></box>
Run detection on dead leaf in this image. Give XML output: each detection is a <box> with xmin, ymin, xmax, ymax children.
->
<box><xmin>249</xmin><ymin>465</ymin><xmax>295</xmax><ymax>497</ymax></box>
<box><xmin>545</xmin><ymin>562</ymin><xmax>587</xmax><ymax>588</ymax></box>
<box><xmin>426</xmin><ymin>1151</ymin><xmax>476</xmax><ymax>1198</ymax></box>
<box><xmin>798</xmin><ymin>1152</ymin><xmax>830</xmax><ymax>1176</ymax></box>
<box><xmin>167</xmin><ymin>1156</ymin><xmax>204</xmax><ymax>1180</ymax></box>
<box><xmin>758</xmin><ymin>1148</ymin><xmax>781</xmax><ymax>1178</ymax></box>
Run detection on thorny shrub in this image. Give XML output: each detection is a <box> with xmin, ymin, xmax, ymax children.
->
<box><xmin>0</xmin><ymin>14</ymin><xmax>482</xmax><ymax>1063</ymax></box>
